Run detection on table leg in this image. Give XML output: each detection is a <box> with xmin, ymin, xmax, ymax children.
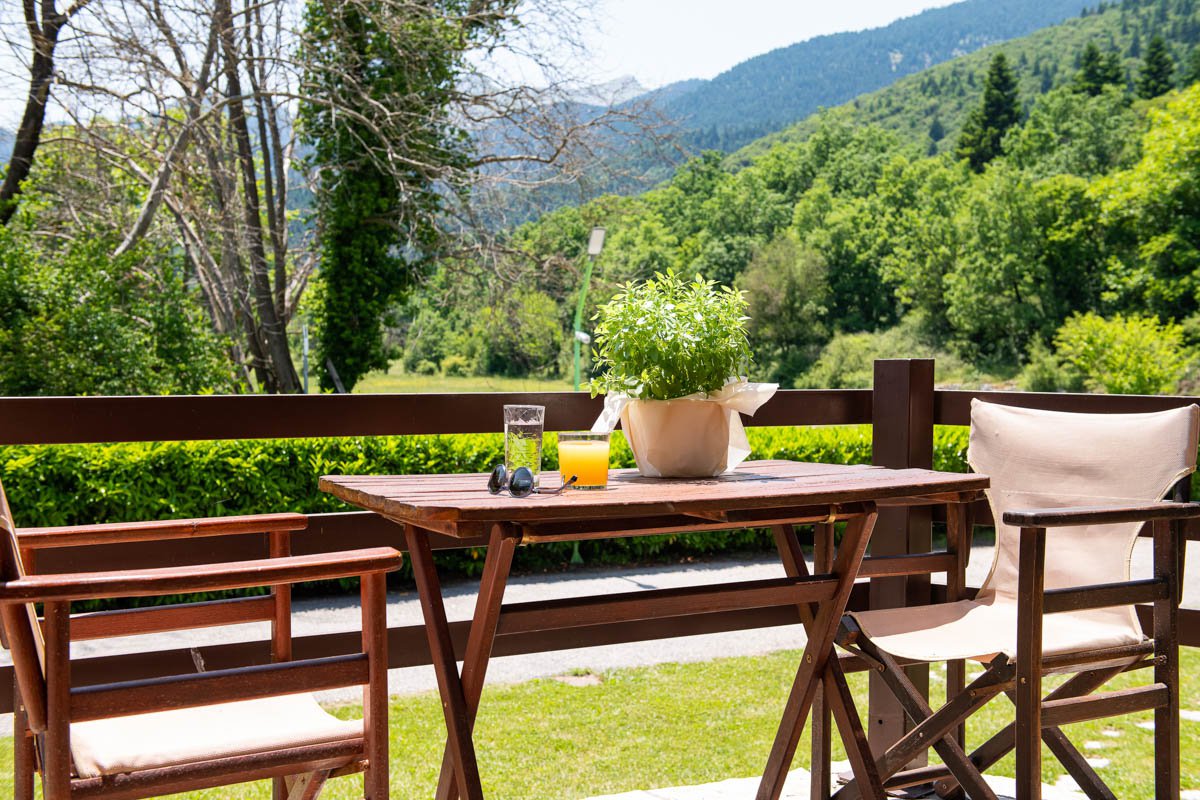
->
<box><xmin>435</xmin><ymin>523</ymin><xmax>521</xmax><ymax>800</ymax></box>
<box><xmin>404</xmin><ymin>525</ymin><xmax>485</xmax><ymax>800</ymax></box>
<box><xmin>757</xmin><ymin>510</ymin><xmax>878</xmax><ymax>800</ymax></box>
<box><xmin>810</xmin><ymin>523</ymin><xmax>835</xmax><ymax>800</ymax></box>
<box><xmin>772</xmin><ymin>524</ymin><xmax>883</xmax><ymax>800</ymax></box>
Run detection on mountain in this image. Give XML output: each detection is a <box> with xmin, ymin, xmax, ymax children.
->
<box><xmin>734</xmin><ymin>0</ymin><xmax>1200</xmax><ymax>163</ymax></box>
<box><xmin>640</xmin><ymin>0</ymin><xmax>1093</xmax><ymax>153</ymax></box>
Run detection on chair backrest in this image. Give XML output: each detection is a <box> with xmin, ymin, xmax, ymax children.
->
<box><xmin>968</xmin><ymin>399</ymin><xmax>1199</xmax><ymax>635</ymax></box>
<box><xmin>0</xmin><ymin>477</ymin><xmax>48</xmax><ymax>729</ymax></box>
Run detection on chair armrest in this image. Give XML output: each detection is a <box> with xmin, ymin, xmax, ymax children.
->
<box><xmin>0</xmin><ymin>547</ymin><xmax>401</xmax><ymax>602</ymax></box>
<box><xmin>1003</xmin><ymin>502</ymin><xmax>1200</xmax><ymax>529</ymax></box>
<box><xmin>16</xmin><ymin>512</ymin><xmax>308</xmax><ymax>550</ymax></box>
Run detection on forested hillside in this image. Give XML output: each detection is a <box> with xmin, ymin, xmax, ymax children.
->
<box><xmin>399</xmin><ymin>0</ymin><xmax>1200</xmax><ymax>398</ymax></box>
<box><xmin>739</xmin><ymin>0</ymin><xmax>1200</xmax><ymax>160</ymax></box>
<box><xmin>655</xmin><ymin>0</ymin><xmax>1090</xmax><ymax>153</ymax></box>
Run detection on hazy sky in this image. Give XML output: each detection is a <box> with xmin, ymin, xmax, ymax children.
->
<box><xmin>585</xmin><ymin>0</ymin><xmax>962</xmax><ymax>88</ymax></box>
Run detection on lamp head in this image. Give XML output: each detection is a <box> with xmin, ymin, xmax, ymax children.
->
<box><xmin>587</xmin><ymin>227</ymin><xmax>606</xmax><ymax>257</ymax></box>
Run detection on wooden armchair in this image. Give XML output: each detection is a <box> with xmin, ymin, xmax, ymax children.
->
<box><xmin>826</xmin><ymin>399</ymin><xmax>1200</xmax><ymax>800</ymax></box>
<box><xmin>0</xmin><ymin>487</ymin><xmax>402</xmax><ymax>800</ymax></box>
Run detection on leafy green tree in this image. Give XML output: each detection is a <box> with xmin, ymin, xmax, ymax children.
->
<box><xmin>1096</xmin><ymin>84</ymin><xmax>1200</xmax><ymax>321</ymax></box>
<box><xmin>0</xmin><ymin>228</ymin><xmax>235</xmax><ymax>395</ymax></box>
<box><xmin>945</xmin><ymin>168</ymin><xmax>1103</xmax><ymax>362</ymax></box>
<box><xmin>1137</xmin><ymin>35</ymin><xmax>1176</xmax><ymax>99</ymax></box>
<box><xmin>876</xmin><ymin>157</ymin><xmax>971</xmax><ymax>338</ymax></box>
<box><xmin>477</xmin><ymin>290</ymin><xmax>564</xmax><ymax>377</ymax></box>
<box><xmin>795</xmin><ymin>316</ymin><xmax>971</xmax><ymax>389</ymax></box>
<box><xmin>956</xmin><ymin>53</ymin><xmax>1022</xmax><ymax>171</ymax></box>
<box><xmin>1004</xmin><ymin>86</ymin><xmax>1137</xmax><ymax>177</ymax></box>
<box><xmin>738</xmin><ymin>234</ymin><xmax>830</xmax><ymax>383</ymax></box>
<box><xmin>1053</xmin><ymin>312</ymin><xmax>1190</xmax><ymax>393</ymax></box>
<box><xmin>1075</xmin><ymin>42</ymin><xmax>1125</xmax><ymax>95</ymax></box>
<box><xmin>300</xmin><ymin>0</ymin><xmax>515</xmax><ymax>391</ymax></box>
<box><xmin>793</xmin><ymin>184</ymin><xmax>899</xmax><ymax>333</ymax></box>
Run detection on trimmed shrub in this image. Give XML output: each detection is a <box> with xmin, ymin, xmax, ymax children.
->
<box><xmin>0</xmin><ymin>426</ymin><xmax>971</xmax><ymax>607</ymax></box>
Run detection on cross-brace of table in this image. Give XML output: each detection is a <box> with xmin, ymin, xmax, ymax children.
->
<box><xmin>320</xmin><ymin>460</ymin><xmax>987</xmax><ymax>800</ymax></box>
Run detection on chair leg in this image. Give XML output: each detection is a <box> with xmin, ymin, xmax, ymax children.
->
<box><xmin>1155</xmin><ymin>519</ymin><xmax>1181</xmax><ymax>800</ymax></box>
<box><xmin>42</xmin><ymin>601</ymin><xmax>71</xmax><ymax>800</ymax></box>
<box><xmin>13</xmin><ymin>684</ymin><xmax>34</xmax><ymax>800</ymax></box>
<box><xmin>362</xmin><ymin>571</ymin><xmax>390</xmax><ymax>800</ymax></box>
<box><xmin>1014</xmin><ymin>527</ymin><xmax>1046</xmax><ymax>800</ymax></box>
<box><xmin>287</xmin><ymin>770</ymin><xmax>331</xmax><ymax>800</ymax></box>
<box><xmin>1041</xmin><ymin>728</ymin><xmax>1115</xmax><ymax>800</ymax></box>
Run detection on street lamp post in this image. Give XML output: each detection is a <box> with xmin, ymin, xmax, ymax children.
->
<box><xmin>573</xmin><ymin>227</ymin><xmax>606</xmax><ymax>392</ymax></box>
<box><xmin>569</xmin><ymin>227</ymin><xmax>605</xmax><ymax>567</ymax></box>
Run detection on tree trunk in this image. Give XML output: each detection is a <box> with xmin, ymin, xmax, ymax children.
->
<box><xmin>0</xmin><ymin>22</ymin><xmax>59</xmax><ymax>225</ymax></box>
<box><xmin>217</xmin><ymin>0</ymin><xmax>300</xmax><ymax>393</ymax></box>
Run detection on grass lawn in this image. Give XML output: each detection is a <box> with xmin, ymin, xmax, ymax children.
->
<box><xmin>352</xmin><ymin>365</ymin><xmax>572</xmax><ymax>394</ymax></box>
<box><xmin>1</xmin><ymin>648</ymin><xmax>1196</xmax><ymax>799</ymax></box>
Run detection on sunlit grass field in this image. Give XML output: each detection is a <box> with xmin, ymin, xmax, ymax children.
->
<box><xmin>352</xmin><ymin>365</ymin><xmax>571</xmax><ymax>394</ymax></box>
<box><xmin>3</xmin><ymin>648</ymin><xmax>1196</xmax><ymax>799</ymax></box>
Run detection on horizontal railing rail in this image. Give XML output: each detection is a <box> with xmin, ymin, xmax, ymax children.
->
<box><xmin>0</xmin><ymin>363</ymin><xmax>1195</xmax><ymax>732</ymax></box>
<box><xmin>0</xmin><ymin>389</ymin><xmax>871</xmax><ymax>445</ymax></box>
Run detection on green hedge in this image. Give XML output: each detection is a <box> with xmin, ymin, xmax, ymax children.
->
<box><xmin>0</xmin><ymin>426</ymin><xmax>970</xmax><ymax>605</ymax></box>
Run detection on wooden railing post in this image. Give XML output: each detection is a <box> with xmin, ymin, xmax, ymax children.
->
<box><xmin>869</xmin><ymin>359</ymin><xmax>935</xmax><ymax>757</ymax></box>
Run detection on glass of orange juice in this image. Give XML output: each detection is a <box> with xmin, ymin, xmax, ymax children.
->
<box><xmin>557</xmin><ymin>432</ymin><xmax>611</xmax><ymax>490</ymax></box>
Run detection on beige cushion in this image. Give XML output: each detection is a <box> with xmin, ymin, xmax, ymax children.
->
<box><xmin>852</xmin><ymin>400</ymin><xmax>1199</xmax><ymax>662</ymax></box>
<box><xmin>71</xmin><ymin>693</ymin><xmax>362</xmax><ymax>778</ymax></box>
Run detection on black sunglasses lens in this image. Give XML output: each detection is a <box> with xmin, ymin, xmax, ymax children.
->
<box><xmin>509</xmin><ymin>467</ymin><xmax>534</xmax><ymax>498</ymax></box>
<box><xmin>487</xmin><ymin>464</ymin><xmax>506</xmax><ymax>495</ymax></box>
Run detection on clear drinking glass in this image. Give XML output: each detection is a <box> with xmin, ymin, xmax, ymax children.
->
<box><xmin>503</xmin><ymin>405</ymin><xmax>544</xmax><ymax>491</ymax></box>
<box><xmin>557</xmin><ymin>431</ymin><xmax>611</xmax><ymax>490</ymax></box>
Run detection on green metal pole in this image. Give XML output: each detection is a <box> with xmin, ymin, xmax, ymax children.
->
<box><xmin>570</xmin><ymin>255</ymin><xmax>595</xmax><ymax>566</ymax></box>
<box><xmin>573</xmin><ymin>255</ymin><xmax>595</xmax><ymax>392</ymax></box>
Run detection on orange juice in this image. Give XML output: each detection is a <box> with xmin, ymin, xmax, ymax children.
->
<box><xmin>558</xmin><ymin>435</ymin><xmax>610</xmax><ymax>489</ymax></box>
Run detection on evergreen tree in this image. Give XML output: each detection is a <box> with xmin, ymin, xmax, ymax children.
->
<box><xmin>956</xmin><ymin>53</ymin><xmax>1021</xmax><ymax>172</ymax></box>
<box><xmin>1077</xmin><ymin>42</ymin><xmax>1125</xmax><ymax>95</ymax></box>
<box><xmin>929</xmin><ymin>116</ymin><xmax>946</xmax><ymax>142</ymax></box>
<box><xmin>1137</xmin><ymin>35</ymin><xmax>1176</xmax><ymax>98</ymax></box>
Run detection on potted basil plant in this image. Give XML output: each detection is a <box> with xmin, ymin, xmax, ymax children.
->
<box><xmin>589</xmin><ymin>271</ymin><xmax>776</xmax><ymax>478</ymax></box>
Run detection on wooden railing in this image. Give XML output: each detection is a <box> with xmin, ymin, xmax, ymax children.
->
<box><xmin>0</xmin><ymin>359</ymin><xmax>1195</xmax><ymax>753</ymax></box>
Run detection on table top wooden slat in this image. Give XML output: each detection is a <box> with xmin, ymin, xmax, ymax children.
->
<box><xmin>320</xmin><ymin>460</ymin><xmax>988</xmax><ymax>535</ymax></box>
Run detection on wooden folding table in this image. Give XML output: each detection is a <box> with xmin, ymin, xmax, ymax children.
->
<box><xmin>320</xmin><ymin>460</ymin><xmax>987</xmax><ymax>800</ymax></box>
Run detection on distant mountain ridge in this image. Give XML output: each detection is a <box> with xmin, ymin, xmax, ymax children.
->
<box><xmin>641</xmin><ymin>0</ymin><xmax>1092</xmax><ymax>152</ymax></box>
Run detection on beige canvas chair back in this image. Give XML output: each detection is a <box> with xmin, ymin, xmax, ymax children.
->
<box><xmin>0</xmin><ymin>477</ymin><xmax>48</xmax><ymax>728</ymax></box>
<box><xmin>969</xmin><ymin>399</ymin><xmax>1199</xmax><ymax>638</ymax></box>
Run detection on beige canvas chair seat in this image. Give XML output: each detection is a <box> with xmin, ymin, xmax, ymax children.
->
<box><xmin>70</xmin><ymin>693</ymin><xmax>363</xmax><ymax>778</ymax></box>
<box><xmin>851</xmin><ymin>596</ymin><xmax>1144</xmax><ymax>662</ymax></box>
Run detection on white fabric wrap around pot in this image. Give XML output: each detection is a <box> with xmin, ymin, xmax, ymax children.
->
<box><xmin>591</xmin><ymin>380</ymin><xmax>777</xmax><ymax>478</ymax></box>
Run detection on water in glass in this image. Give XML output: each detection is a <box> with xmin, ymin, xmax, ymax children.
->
<box><xmin>503</xmin><ymin>405</ymin><xmax>544</xmax><ymax>490</ymax></box>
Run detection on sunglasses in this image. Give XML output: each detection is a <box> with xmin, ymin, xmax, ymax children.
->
<box><xmin>487</xmin><ymin>464</ymin><xmax>578</xmax><ymax>497</ymax></box>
